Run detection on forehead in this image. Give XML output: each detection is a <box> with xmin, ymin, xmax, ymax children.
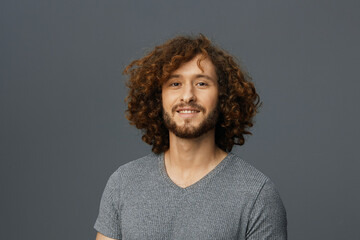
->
<box><xmin>171</xmin><ymin>55</ymin><xmax>217</xmax><ymax>78</ymax></box>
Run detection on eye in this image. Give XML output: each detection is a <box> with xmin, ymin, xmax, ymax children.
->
<box><xmin>170</xmin><ymin>82</ymin><xmax>180</xmax><ymax>87</ymax></box>
<box><xmin>196</xmin><ymin>82</ymin><xmax>208</xmax><ymax>87</ymax></box>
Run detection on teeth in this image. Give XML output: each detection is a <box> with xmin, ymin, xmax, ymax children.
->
<box><xmin>179</xmin><ymin>110</ymin><xmax>198</xmax><ymax>113</ymax></box>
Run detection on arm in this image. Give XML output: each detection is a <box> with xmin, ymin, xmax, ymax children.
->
<box><xmin>95</xmin><ymin>232</ymin><xmax>118</xmax><ymax>240</ymax></box>
<box><xmin>245</xmin><ymin>180</ymin><xmax>287</xmax><ymax>240</ymax></box>
<box><xmin>94</xmin><ymin>172</ymin><xmax>122</xmax><ymax>239</ymax></box>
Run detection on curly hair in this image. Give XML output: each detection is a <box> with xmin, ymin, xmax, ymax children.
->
<box><xmin>124</xmin><ymin>34</ymin><xmax>261</xmax><ymax>154</ymax></box>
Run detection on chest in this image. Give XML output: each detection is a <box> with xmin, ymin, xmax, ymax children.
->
<box><xmin>120</xmin><ymin>189</ymin><xmax>248</xmax><ymax>240</ymax></box>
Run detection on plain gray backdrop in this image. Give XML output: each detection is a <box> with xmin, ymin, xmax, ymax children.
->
<box><xmin>1</xmin><ymin>0</ymin><xmax>359</xmax><ymax>239</ymax></box>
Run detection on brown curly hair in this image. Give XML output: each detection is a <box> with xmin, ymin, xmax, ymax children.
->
<box><xmin>124</xmin><ymin>34</ymin><xmax>261</xmax><ymax>154</ymax></box>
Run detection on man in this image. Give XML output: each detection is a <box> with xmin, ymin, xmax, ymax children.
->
<box><xmin>94</xmin><ymin>34</ymin><xmax>287</xmax><ymax>240</ymax></box>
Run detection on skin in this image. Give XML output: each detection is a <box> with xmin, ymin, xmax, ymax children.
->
<box><xmin>161</xmin><ymin>54</ymin><xmax>228</xmax><ymax>188</ymax></box>
<box><xmin>95</xmin><ymin>232</ymin><xmax>117</xmax><ymax>240</ymax></box>
<box><xmin>95</xmin><ymin>54</ymin><xmax>228</xmax><ymax>240</ymax></box>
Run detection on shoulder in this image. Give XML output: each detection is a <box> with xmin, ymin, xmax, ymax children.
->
<box><xmin>225</xmin><ymin>152</ymin><xmax>270</xmax><ymax>187</ymax></box>
<box><xmin>225</xmin><ymin>153</ymin><xmax>287</xmax><ymax>229</ymax></box>
<box><xmin>115</xmin><ymin>153</ymin><xmax>158</xmax><ymax>173</ymax></box>
<box><xmin>222</xmin><ymin>153</ymin><xmax>284</xmax><ymax>202</ymax></box>
<box><xmin>106</xmin><ymin>153</ymin><xmax>160</xmax><ymax>187</ymax></box>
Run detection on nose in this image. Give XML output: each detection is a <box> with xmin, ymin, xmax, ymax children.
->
<box><xmin>180</xmin><ymin>84</ymin><xmax>196</xmax><ymax>103</ymax></box>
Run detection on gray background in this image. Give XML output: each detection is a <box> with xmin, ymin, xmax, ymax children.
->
<box><xmin>1</xmin><ymin>0</ymin><xmax>359</xmax><ymax>239</ymax></box>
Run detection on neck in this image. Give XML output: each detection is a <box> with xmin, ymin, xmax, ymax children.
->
<box><xmin>164</xmin><ymin>129</ymin><xmax>227</xmax><ymax>174</ymax></box>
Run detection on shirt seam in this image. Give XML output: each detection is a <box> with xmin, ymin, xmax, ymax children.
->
<box><xmin>244</xmin><ymin>178</ymin><xmax>269</xmax><ymax>238</ymax></box>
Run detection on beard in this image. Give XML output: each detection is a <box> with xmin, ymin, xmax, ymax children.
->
<box><xmin>163</xmin><ymin>103</ymin><xmax>219</xmax><ymax>139</ymax></box>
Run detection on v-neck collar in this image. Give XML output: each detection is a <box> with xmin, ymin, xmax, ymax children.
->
<box><xmin>158</xmin><ymin>152</ymin><xmax>234</xmax><ymax>193</ymax></box>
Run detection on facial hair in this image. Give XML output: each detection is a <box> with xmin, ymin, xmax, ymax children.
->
<box><xmin>163</xmin><ymin>103</ymin><xmax>219</xmax><ymax>139</ymax></box>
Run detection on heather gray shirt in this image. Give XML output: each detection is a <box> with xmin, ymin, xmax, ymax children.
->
<box><xmin>94</xmin><ymin>153</ymin><xmax>287</xmax><ymax>239</ymax></box>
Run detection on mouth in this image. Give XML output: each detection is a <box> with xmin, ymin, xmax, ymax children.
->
<box><xmin>176</xmin><ymin>109</ymin><xmax>200</xmax><ymax>114</ymax></box>
<box><xmin>175</xmin><ymin>108</ymin><xmax>201</xmax><ymax>118</ymax></box>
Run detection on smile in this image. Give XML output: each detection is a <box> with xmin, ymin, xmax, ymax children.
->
<box><xmin>177</xmin><ymin>110</ymin><xmax>200</xmax><ymax>113</ymax></box>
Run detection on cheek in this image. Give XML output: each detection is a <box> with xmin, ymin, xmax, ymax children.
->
<box><xmin>162</xmin><ymin>92</ymin><xmax>176</xmax><ymax>109</ymax></box>
<box><xmin>201</xmin><ymin>90</ymin><xmax>219</xmax><ymax>108</ymax></box>
<box><xmin>163</xmin><ymin>89</ymin><xmax>179</xmax><ymax>99</ymax></box>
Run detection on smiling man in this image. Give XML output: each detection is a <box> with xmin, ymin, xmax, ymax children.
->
<box><xmin>94</xmin><ymin>34</ymin><xmax>287</xmax><ymax>240</ymax></box>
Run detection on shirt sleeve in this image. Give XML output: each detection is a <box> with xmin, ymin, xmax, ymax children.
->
<box><xmin>94</xmin><ymin>172</ymin><xmax>122</xmax><ymax>239</ymax></box>
<box><xmin>245</xmin><ymin>179</ymin><xmax>287</xmax><ymax>240</ymax></box>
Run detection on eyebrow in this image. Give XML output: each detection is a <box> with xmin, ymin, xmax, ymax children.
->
<box><xmin>168</xmin><ymin>74</ymin><xmax>215</xmax><ymax>81</ymax></box>
<box><xmin>195</xmin><ymin>74</ymin><xmax>215</xmax><ymax>81</ymax></box>
<box><xmin>168</xmin><ymin>74</ymin><xmax>180</xmax><ymax>80</ymax></box>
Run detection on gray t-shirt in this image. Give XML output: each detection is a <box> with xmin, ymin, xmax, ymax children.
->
<box><xmin>94</xmin><ymin>153</ymin><xmax>287</xmax><ymax>239</ymax></box>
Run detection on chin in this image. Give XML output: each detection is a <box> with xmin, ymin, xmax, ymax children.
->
<box><xmin>163</xmin><ymin>107</ymin><xmax>219</xmax><ymax>139</ymax></box>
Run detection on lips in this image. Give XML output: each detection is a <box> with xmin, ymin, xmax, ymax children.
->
<box><xmin>173</xmin><ymin>104</ymin><xmax>204</xmax><ymax>113</ymax></box>
<box><xmin>174</xmin><ymin>107</ymin><xmax>201</xmax><ymax>119</ymax></box>
<box><xmin>176</xmin><ymin>108</ymin><xmax>200</xmax><ymax>114</ymax></box>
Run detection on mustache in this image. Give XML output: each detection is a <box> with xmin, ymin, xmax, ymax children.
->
<box><xmin>171</xmin><ymin>102</ymin><xmax>205</xmax><ymax>113</ymax></box>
